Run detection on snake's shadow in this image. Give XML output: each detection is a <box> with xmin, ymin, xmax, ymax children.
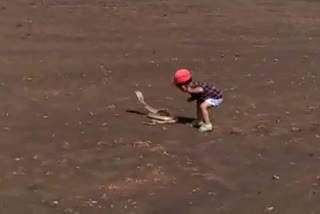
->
<box><xmin>126</xmin><ymin>110</ymin><xmax>194</xmax><ymax>124</ymax></box>
<box><xmin>126</xmin><ymin>110</ymin><xmax>147</xmax><ymax>116</ymax></box>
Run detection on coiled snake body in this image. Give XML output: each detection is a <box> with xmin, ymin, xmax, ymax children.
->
<box><xmin>134</xmin><ymin>91</ymin><xmax>177</xmax><ymax>125</ymax></box>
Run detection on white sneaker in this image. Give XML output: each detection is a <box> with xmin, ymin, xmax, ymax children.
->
<box><xmin>198</xmin><ymin>123</ymin><xmax>213</xmax><ymax>132</ymax></box>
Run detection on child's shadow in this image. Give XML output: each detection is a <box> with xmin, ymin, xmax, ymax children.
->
<box><xmin>126</xmin><ymin>110</ymin><xmax>194</xmax><ymax>125</ymax></box>
<box><xmin>175</xmin><ymin>116</ymin><xmax>195</xmax><ymax>124</ymax></box>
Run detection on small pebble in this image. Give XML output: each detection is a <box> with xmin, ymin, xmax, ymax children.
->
<box><xmin>51</xmin><ymin>200</ymin><xmax>59</xmax><ymax>205</ymax></box>
<box><xmin>265</xmin><ymin>206</ymin><xmax>274</xmax><ymax>212</ymax></box>
<box><xmin>272</xmin><ymin>175</ymin><xmax>280</xmax><ymax>180</ymax></box>
<box><xmin>64</xmin><ymin>208</ymin><xmax>74</xmax><ymax>213</ymax></box>
<box><xmin>291</xmin><ymin>127</ymin><xmax>301</xmax><ymax>132</ymax></box>
<box><xmin>230</xmin><ymin>127</ymin><xmax>242</xmax><ymax>135</ymax></box>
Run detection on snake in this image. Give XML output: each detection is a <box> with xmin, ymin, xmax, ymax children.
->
<box><xmin>134</xmin><ymin>91</ymin><xmax>177</xmax><ymax>125</ymax></box>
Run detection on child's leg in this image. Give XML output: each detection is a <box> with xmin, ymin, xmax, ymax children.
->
<box><xmin>198</xmin><ymin>102</ymin><xmax>213</xmax><ymax>132</ymax></box>
<box><xmin>198</xmin><ymin>98</ymin><xmax>222</xmax><ymax>132</ymax></box>
<box><xmin>192</xmin><ymin>102</ymin><xmax>203</xmax><ymax>127</ymax></box>
<box><xmin>196</xmin><ymin>101</ymin><xmax>203</xmax><ymax>122</ymax></box>
<box><xmin>200</xmin><ymin>98</ymin><xmax>222</xmax><ymax>124</ymax></box>
<box><xmin>200</xmin><ymin>102</ymin><xmax>212</xmax><ymax>124</ymax></box>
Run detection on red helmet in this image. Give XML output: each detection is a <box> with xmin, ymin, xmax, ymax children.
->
<box><xmin>173</xmin><ymin>69</ymin><xmax>191</xmax><ymax>85</ymax></box>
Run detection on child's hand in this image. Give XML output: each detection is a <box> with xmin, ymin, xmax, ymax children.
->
<box><xmin>177</xmin><ymin>85</ymin><xmax>187</xmax><ymax>92</ymax></box>
<box><xmin>181</xmin><ymin>85</ymin><xmax>188</xmax><ymax>92</ymax></box>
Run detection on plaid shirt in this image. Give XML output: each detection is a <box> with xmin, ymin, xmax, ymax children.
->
<box><xmin>189</xmin><ymin>81</ymin><xmax>222</xmax><ymax>103</ymax></box>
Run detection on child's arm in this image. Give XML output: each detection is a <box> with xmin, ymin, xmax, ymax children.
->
<box><xmin>186</xmin><ymin>86</ymin><xmax>203</xmax><ymax>102</ymax></box>
<box><xmin>187</xmin><ymin>86</ymin><xmax>203</xmax><ymax>94</ymax></box>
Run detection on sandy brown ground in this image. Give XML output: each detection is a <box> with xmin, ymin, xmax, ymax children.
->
<box><xmin>0</xmin><ymin>0</ymin><xmax>320</xmax><ymax>213</ymax></box>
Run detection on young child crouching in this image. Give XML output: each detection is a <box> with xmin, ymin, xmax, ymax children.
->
<box><xmin>173</xmin><ymin>69</ymin><xmax>223</xmax><ymax>132</ymax></box>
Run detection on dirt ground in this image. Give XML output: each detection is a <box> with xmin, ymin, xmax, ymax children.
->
<box><xmin>0</xmin><ymin>0</ymin><xmax>320</xmax><ymax>213</ymax></box>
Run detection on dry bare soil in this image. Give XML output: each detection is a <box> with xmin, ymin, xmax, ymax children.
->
<box><xmin>0</xmin><ymin>0</ymin><xmax>320</xmax><ymax>213</ymax></box>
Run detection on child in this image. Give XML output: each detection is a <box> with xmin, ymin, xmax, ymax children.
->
<box><xmin>173</xmin><ymin>69</ymin><xmax>223</xmax><ymax>132</ymax></box>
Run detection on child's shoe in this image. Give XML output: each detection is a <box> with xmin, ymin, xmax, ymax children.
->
<box><xmin>198</xmin><ymin>123</ymin><xmax>213</xmax><ymax>132</ymax></box>
<box><xmin>192</xmin><ymin>120</ymin><xmax>204</xmax><ymax>128</ymax></box>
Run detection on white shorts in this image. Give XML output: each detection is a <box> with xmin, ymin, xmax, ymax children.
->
<box><xmin>205</xmin><ymin>98</ymin><xmax>223</xmax><ymax>107</ymax></box>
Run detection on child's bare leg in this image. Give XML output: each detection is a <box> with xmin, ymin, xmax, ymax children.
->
<box><xmin>200</xmin><ymin>102</ymin><xmax>212</xmax><ymax>124</ymax></box>
<box><xmin>196</xmin><ymin>102</ymin><xmax>203</xmax><ymax>122</ymax></box>
<box><xmin>191</xmin><ymin>102</ymin><xmax>203</xmax><ymax>127</ymax></box>
<box><xmin>198</xmin><ymin>102</ymin><xmax>213</xmax><ymax>132</ymax></box>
